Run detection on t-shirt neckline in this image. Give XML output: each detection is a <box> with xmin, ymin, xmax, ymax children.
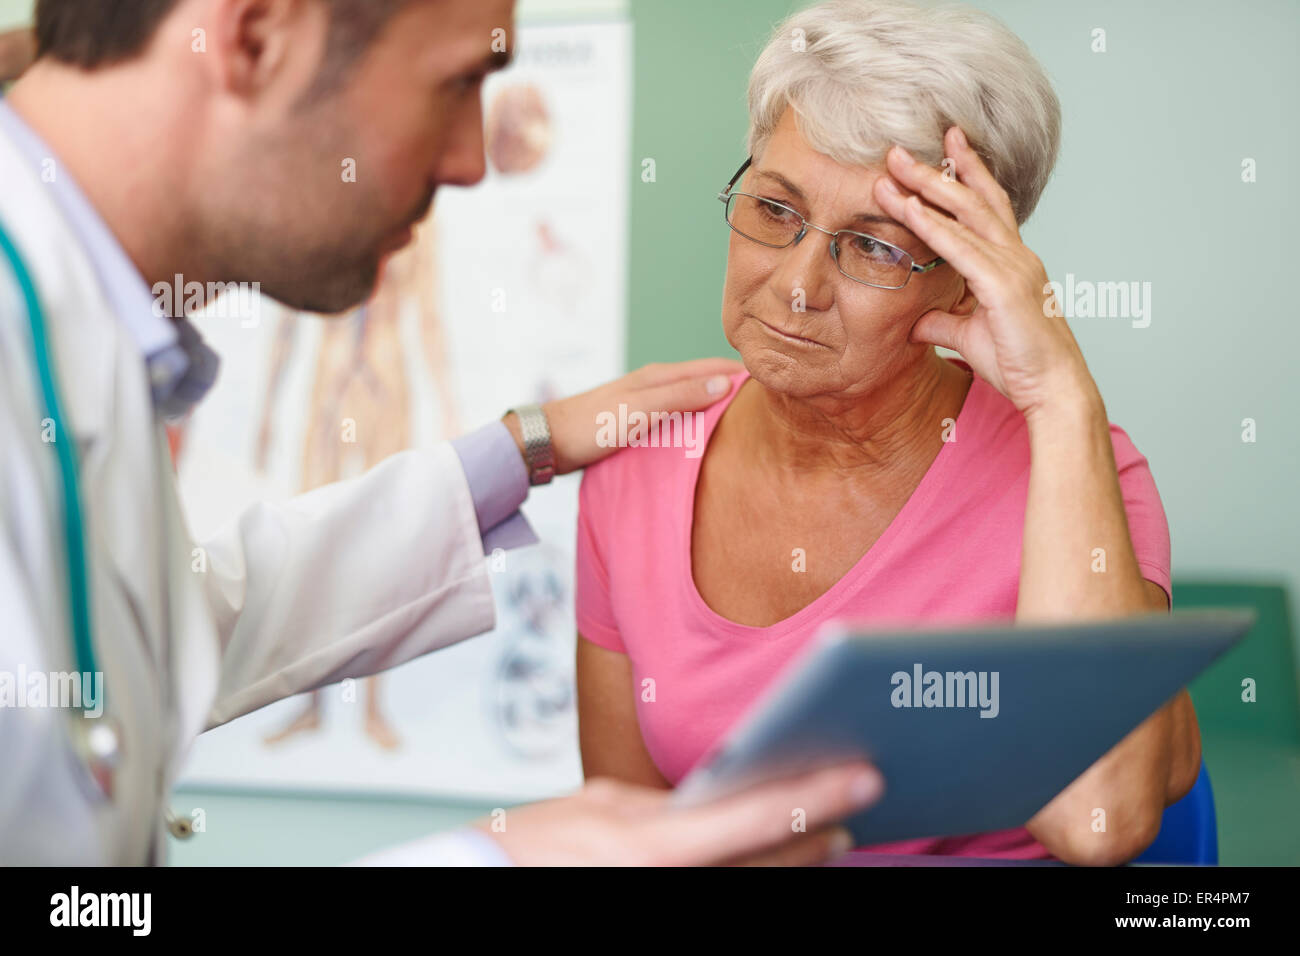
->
<box><xmin>681</xmin><ymin>358</ymin><xmax>983</xmax><ymax>639</ymax></box>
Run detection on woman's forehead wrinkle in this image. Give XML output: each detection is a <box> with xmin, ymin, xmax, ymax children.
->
<box><xmin>753</xmin><ymin>167</ymin><xmax>807</xmax><ymax>203</ymax></box>
<box><xmin>757</xmin><ymin>163</ymin><xmax>908</xmax><ymax>238</ymax></box>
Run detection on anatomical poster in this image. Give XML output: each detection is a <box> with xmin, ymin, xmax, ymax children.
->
<box><xmin>174</xmin><ymin>19</ymin><xmax>630</xmax><ymax>801</ymax></box>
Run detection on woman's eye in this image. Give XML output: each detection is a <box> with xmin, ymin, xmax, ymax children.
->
<box><xmin>850</xmin><ymin>235</ymin><xmax>893</xmax><ymax>261</ymax></box>
<box><xmin>758</xmin><ymin>199</ymin><xmax>796</xmax><ymax>221</ymax></box>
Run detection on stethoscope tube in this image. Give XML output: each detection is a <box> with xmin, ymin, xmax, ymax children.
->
<box><xmin>0</xmin><ymin>215</ymin><xmax>118</xmax><ymax>798</ymax></box>
<box><xmin>0</xmin><ymin>217</ymin><xmax>95</xmax><ymax>677</ymax></box>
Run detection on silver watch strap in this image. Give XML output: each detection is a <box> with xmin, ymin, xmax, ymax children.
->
<box><xmin>507</xmin><ymin>404</ymin><xmax>555</xmax><ymax>486</ymax></box>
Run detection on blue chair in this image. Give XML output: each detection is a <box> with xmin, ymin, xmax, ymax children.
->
<box><xmin>1133</xmin><ymin>760</ymin><xmax>1217</xmax><ymax>864</ymax></box>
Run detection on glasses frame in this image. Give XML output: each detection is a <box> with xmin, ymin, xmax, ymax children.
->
<box><xmin>717</xmin><ymin>157</ymin><xmax>945</xmax><ymax>291</ymax></box>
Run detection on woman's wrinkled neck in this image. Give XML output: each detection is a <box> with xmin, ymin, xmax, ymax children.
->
<box><xmin>734</xmin><ymin>351</ymin><xmax>972</xmax><ymax>480</ymax></box>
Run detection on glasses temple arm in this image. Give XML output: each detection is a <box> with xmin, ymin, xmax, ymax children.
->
<box><xmin>717</xmin><ymin>157</ymin><xmax>753</xmax><ymax>202</ymax></box>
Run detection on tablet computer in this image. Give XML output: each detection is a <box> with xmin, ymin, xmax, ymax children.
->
<box><xmin>672</xmin><ymin>609</ymin><xmax>1255</xmax><ymax>845</ymax></box>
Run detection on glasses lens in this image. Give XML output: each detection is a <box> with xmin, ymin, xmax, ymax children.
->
<box><xmin>726</xmin><ymin>194</ymin><xmax>802</xmax><ymax>247</ymax></box>
<box><xmin>836</xmin><ymin>232</ymin><xmax>912</xmax><ymax>288</ymax></box>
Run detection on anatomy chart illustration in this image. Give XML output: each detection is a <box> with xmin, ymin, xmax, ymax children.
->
<box><xmin>175</xmin><ymin>20</ymin><xmax>630</xmax><ymax>801</ymax></box>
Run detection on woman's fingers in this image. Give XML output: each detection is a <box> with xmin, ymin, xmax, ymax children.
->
<box><xmin>883</xmin><ymin>142</ymin><xmax>1017</xmax><ymax>246</ymax></box>
<box><xmin>943</xmin><ymin>126</ymin><xmax>1019</xmax><ymax>234</ymax></box>
<box><xmin>876</xmin><ymin>183</ymin><xmax>1002</xmax><ymax>292</ymax></box>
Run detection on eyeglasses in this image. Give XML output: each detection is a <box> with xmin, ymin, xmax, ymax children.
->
<box><xmin>717</xmin><ymin>158</ymin><xmax>945</xmax><ymax>290</ymax></box>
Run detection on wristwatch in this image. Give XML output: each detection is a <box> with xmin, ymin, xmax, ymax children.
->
<box><xmin>506</xmin><ymin>403</ymin><xmax>555</xmax><ymax>486</ymax></box>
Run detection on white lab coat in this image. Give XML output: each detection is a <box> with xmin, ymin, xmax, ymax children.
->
<box><xmin>0</xmin><ymin>121</ymin><xmax>499</xmax><ymax>864</ymax></box>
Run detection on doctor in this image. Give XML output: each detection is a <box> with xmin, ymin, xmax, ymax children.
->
<box><xmin>0</xmin><ymin>0</ymin><xmax>883</xmax><ymax>866</ymax></box>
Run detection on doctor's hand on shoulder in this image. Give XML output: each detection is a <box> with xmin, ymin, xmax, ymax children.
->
<box><xmin>479</xmin><ymin>762</ymin><xmax>883</xmax><ymax>866</ymax></box>
<box><xmin>506</xmin><ymin>358</ymin><xmax>742</xmax><ymax>475</ymax></box>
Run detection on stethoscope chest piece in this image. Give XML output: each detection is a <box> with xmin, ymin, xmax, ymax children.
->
<box><xmin>72</xmin><ymin>717</ymin><xmax>122</xmax><ymax>801</ymax></box>
<box><xmin>165</xmin><ymin>809</ymin><xmax>196</xmax><ymax>840</ymax></box>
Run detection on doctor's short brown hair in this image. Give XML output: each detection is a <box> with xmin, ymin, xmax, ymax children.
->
<box><xmin>35</xmin><ymin>0</ymin><xmax>411</xmax><ymax>91</ymax></box>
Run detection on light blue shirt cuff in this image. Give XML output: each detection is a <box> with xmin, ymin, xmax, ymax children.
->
<box><xmin>451</xmin><ymin>421</ymin><xmax>538</xmax><ymax>552</ymax></box>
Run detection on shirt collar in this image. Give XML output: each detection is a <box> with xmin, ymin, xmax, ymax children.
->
<box><xmin>0</xmin><ymin>98</ymin><xmax>219</xmax><ymax>418</ymax></box>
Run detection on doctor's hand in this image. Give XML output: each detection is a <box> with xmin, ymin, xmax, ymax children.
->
<box><xmin>476</xmin><ymin>762</ymin><xmax>883</xmax><ymax>866</ymax></box>
<box><xmin>506</xmin><ymin>358</ymin><xmax>742</xmax><ymax>476</ymax></box>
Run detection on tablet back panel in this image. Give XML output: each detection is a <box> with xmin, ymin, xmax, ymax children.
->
<box><xmin>673</xmin><ymin>610</ymin><xmax>1254</xmax><ymax>845</ymax></box>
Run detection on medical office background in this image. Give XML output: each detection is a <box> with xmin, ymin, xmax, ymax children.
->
<box><xmin>1</xmin><ymin>0</ymin><xmax>1295</xmax><ymax>864</ymax></box>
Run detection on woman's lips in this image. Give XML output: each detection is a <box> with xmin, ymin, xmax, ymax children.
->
<box><xmin>756</xmin><ymin>317</ymin><xmax>825</xmax><ymax>348</ymax></box>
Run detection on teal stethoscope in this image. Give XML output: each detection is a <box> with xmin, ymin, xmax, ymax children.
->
<box><xmin>0</xmin><ymin>216</ymin><xmax>121</xmax><ymax>800</ymax></box>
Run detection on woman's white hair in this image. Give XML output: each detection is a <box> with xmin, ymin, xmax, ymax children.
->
<box><xmin>747</xmin><ymin>0</ymin><xmax>1061</xmax><ymax>224</ymax></box>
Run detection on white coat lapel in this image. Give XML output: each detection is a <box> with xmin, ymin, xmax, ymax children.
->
<box><xmin>0</xmin><ymin>127</ymin><xmax>168</xmax><ymax>680</ymax></box>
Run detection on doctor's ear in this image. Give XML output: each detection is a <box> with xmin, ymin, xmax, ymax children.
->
<box><xmin>0</xmin><ymin>28</ymin><xmax>35</xmax><ymax>84</ymax></box>
<box><xmin>206</xmin><ymin>0</ymin><xmax>329</xmax><ymax>101</ymax></box>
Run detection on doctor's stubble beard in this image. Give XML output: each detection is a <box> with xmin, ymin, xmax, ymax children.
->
<box><xmin>194</xmin><ymin>118</ymin><xmax>433</xmax><ymax>317</ymax></box>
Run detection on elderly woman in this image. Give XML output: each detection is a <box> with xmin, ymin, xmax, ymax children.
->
<box><xmin>575</xmin><ymin>0</ymin><xmax>1196</xmax><ymax>865</ymax></box>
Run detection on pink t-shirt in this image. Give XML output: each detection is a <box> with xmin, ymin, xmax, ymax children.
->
<box><xmin>576</xmin><ymin>362</ymin><xmax>1172</xmax><ymax>859</ymax></box>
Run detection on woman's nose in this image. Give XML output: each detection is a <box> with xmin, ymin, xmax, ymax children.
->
<box><xmin>774</xmin><ymin>229</ymin><xmax>836</xmax><ymax>311</ymax></box>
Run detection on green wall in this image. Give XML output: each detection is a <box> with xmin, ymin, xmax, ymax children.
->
<box><xmin>626</xmin><ymin>0</ymin><xmax>795</xmax><ymax>362</ymax></box>
<box><xmin>0</xmin><ymin>0</ymin><xmax>27</xmax><ymax>30</ymax></box>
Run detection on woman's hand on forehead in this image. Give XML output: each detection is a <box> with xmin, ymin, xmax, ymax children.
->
<box><xmin>871</xmin><ymin>126</ymin><xmax>1093</xmax><ymax>422</ymax></box>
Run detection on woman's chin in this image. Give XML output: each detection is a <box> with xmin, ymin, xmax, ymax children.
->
<box><xmin>738</xmin><ymin>347</ymin><xmax>832</xmax><ymax>398</ymax></box>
